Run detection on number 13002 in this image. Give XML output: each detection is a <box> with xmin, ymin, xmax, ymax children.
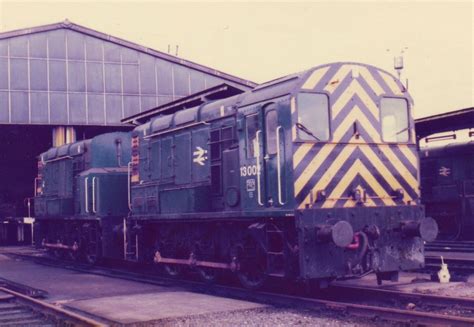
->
<box><xmin>240</xmin><ymin>165</ymin><xmax>258</xmax><ymax>177</ymax></box>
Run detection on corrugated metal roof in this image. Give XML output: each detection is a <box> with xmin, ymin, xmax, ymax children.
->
<box><xmin>0</xmin><ymin>20</ymin><xmax>257</xmax><ymax>88</ymax></box>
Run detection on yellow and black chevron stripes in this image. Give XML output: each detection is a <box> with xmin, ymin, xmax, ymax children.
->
<box><xmin>295</xmin><ymin>143</ymin><xmax>357</xmax><ymax>205</ymax></box>
<box><xmin>332</xmin><ymin>105</ymin><xmax>381</xmax><ymax>143</ymax></box>
<box><xmin>343</xmin><ymin>195</ymin><xmax>377</xmax><ymax>208</ymax></box>
<box><xmin>332</xmin><ymin>79</ymin><xmax>380</xmax><ymax>121</ymax></box>
<box><xmin>324</xmin><ymin>64</ymin><xmax>354</xmax><ymax>93</ymax></box>
<box><xmin>358</xmin><ymin>66</ymin><xmax>384</xmax><ymax>96</ymax></box>
<box><xmin>321</xmin><ymin>159</ymin><xmax>396</xmax><ymax>208</ymax></box>
<box><xmin>294</xmin><ymin>143</ymin><xmax>339</xmax><ymax>197</ymax></box>
<box><xmin>376</xmin><ymin>145</ymin><xmax>420</xmax><ymax>197</ymax></box>
<box><xmin>293</xmin><ymin>62</ymin><xmax>417</xmax><ymax>209</ymax></box>
<box><xmin>293</xmin><ymin>143</ymin><xmax>316</xmax><ymax>169</ymax></box>
<box><xmin>295</xmin><ymin>139</ymin><xmax>419</xmax><ymax>208</ymax></box>
<box><xmin>380</xmin><ymin>71</ymin><xmax>403</xmax><ymax>95</ymax></box>
<box><xmin>296</xmin><ymin>141</ymin><xmax>418</xmax><ymax>209</ymax></box>
<box><xmin>302</xmin><ymin>66</ymin><xmax>330</xmax><ymax>90</ymax></box>
<box><xmin>358</xmin><ymin>144</ymin><xmax>417</xmax><ymax>201</ymax></box>
<box><xmin>398</xmin><ymin>144</ymin><xmax>418</xmax><ymax>169</ymax></box>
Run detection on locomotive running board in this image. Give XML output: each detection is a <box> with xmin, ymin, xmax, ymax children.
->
<box><xmin>154</xmin><ymin>251</ymin><xmax>238</xmax><ymax>271</ymax></box>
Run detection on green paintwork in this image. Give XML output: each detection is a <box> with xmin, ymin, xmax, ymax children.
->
<box><xmin>35</xmin><ymin>132</ymin><xmax>131</xmax><ymax>219</ymax></box>
<box><xmin>420</xmin><ymin>141</ymin><xmax>474</xmax><ymax>238</ymax></box>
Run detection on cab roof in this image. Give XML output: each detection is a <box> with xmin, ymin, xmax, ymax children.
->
<box><xmin>133</xmin><ymin>62</ymin><xmax>411</xmax><ymax>136</ymax></box>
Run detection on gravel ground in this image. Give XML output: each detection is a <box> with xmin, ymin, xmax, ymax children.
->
<box><xmin>156</xmin><ymin>307</ymin><xmax>388</xmax><ymax>327</ymax></box>
<box><xmin>412</xmin><ymin>281</ymin><xmax>474</xmax><ymax>298</ymax></box>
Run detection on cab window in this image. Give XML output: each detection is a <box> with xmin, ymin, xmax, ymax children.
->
<box><xmin>246</xmin><ymin>114</ymin><xmax>259</xmax><ymax>158</ymax></box>
<box><xmin>265</xmin><ymin>109</ymin><xmax>278</xmax><ymax>155</ymax></box>
<box><xmin>381</xmin><ymin>98</ymin><xmax>409</xmax><ymax>142</ymax></box>
<box><xmin>296</xmin><ymin>93</ymin><xmax>330</xmax><ymax>141</ymax></box>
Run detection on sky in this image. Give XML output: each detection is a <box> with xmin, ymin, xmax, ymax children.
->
<box><xmin>0</xmin><ymin>0</ymin><xmax>472</xmax><ymax>118</ymax></box>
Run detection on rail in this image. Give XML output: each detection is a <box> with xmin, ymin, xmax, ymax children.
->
<box><xmin>0</xmin><ymin>286</ymin><xmax>106</xmax><ymax>326</ymax></box>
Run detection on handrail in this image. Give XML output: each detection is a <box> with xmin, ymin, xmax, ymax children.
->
<box><xmin>276</xmin><ymin>125</ymin><xmax>284</xmax><ymax>205</ymax></box>
<box><xmin>127</xmin><ymin>162</ymin><xmax>132</xmax><ymax>211</ymax></box>
<box><xmin>84</xmin><ymin>177</ymin><xmax>89</xmax><ymax>214</ymax></box>
<box><xmin>92</xmin><ymin>177</ymin><xmax>97</xmax><ymax>213</ymax></box>
<box><xmin>43</xmin><ymin>155</ymin><xmax>73</xmax><ymax>163</ymax></box>
<box><xmin>256</xmin><ymin>130</ymin><xmax>264</xmax><ymax>206</ymax></box>
<box><xmin>123</xmin><ymin>217</ymin><xmax>127</xmax><ymax>260</ymax></box>
<box><xmin>143</xmin><ymin>121</ymin><xmax>209</xmax><ymax>140</ymax></box>
<box><xmin>34</xmin><ymin>178</ymin><xmax>40</xmax><ymax>196</ymax></box>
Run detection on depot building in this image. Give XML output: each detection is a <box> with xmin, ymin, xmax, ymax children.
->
<box><xmin>0</xmin><ymin>20</ymin><xmax>254</xmax><ymax>220</ymax></box>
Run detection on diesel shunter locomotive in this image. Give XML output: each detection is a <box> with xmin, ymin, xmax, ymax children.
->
<box><xmin>420</xmin><ymin>141</ymin><xmax>474</xmax><ymax>240</ymax></box>
<box><xmin>34</xmin><ymin>62</ymin><xmax>438</xmax><ymax>288</ymax></box>
<box><xmin>416</xmin><ymin>108</ymin><xmax>474</xmax><ymax>240</ymax></box>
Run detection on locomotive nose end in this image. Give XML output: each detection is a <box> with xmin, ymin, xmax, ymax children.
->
<box><xmin>316</xmin><ymin>220</ymin><xmax>354</xmax><ymax>248</ymax></box>
<box><xmin>419</xmin><ymin>217</ymin><xmax>439</xmax><ymax>242</ymax></box>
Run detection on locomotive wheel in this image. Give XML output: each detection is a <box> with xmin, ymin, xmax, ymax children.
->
<box><xmin>81</xmin><ymin>223</ymin><xmax>100</xmax><ymax>265</ymax></box>
<box><xmin>52</xmin><ymin>240</ymin><xmax>64</xmax><ymax>259</ymax></box>
<box><xmin>197</xmin><ymin>267</ymin><xmax>217</xmax><ymax>283</ymax></box>
<box><xmin>155</xmin><ymin>228</ymin><xmax>185</xmax><ymax>278</ymax></box>
<box><xmin>44</xmin><ymin>243</ymin><xmax>61</xmax><ymax>259</ymax></box>
<box><xmin>81</xmin><ymin>237</ymin><xmax>99</xmax><ymax>264</ymax></box>
<box><xmin>84</xmin><ymin>246</ymin><xmax>99</xmax><ymax>265</ymax></box>
<box><xmin>163</xmin><ymin>264</ymin><xmax>182</xmax><ymax>277</ymax></box>
<box><xmin>194</xmin><ymin>235</ymin><xmax>218</xmax><ymax>283</ymax></box>
<box><xmin>234</xmin><ymin>237</ymin><xmax>267</xmax><ymax>290</ymax></box>
<box><xmin>52</xmin><ymin>249</ymin><xmax>64</xmax><ymax>259</ymax></box>
<box><xmin>68</xmin><ymin>249</ymin><xmax>80</xmax><ymax>262</ymax></box>
<box><xmin>85</xmin><ymin>254</ymin><xmax>97</xmax><ymax>265</ymax></box>
<box><xmin>237</xmin><ymin>266</ymin><xmax>266</xmax><ymax>290</ymax></box>
<box><xmin>67</xmin><ymin>241</ymin><xmax>80</xmax><ymax>261</ymax></box>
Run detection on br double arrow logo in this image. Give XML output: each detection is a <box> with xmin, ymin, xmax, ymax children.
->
<box><xmin>193</xmin><ymin>146</ymin><xmax>208</xmax><ymax>166</ymax></box>
<box><xmin>439</xmin><ymin>166</ymin><xmax>451</xmax><ymax>177</ymax></box>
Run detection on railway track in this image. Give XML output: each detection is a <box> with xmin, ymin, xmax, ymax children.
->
<box><xmin>3</xmin><ymin>248</ymin><xmax>474</xmax><ymax>326</ymax></box>
<box><xmin>425</xmin><ymin>240</ymin><xmax>474</xmax><ymax>274</ymax></box>
<box><xmin>0</xmin><ymin>287</ymin><xmax>106</xmax><ymax>326</ymax></box>
<box><xmin>426</xmin><ymin>240</ymin><xmax>474</xmax><ymax>253</ymax></box>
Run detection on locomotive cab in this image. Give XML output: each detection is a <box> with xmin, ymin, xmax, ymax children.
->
<box><xmin>289</xmin><ymin>64</ymin><xmax>437</xmax><ymax>281</ymax></box>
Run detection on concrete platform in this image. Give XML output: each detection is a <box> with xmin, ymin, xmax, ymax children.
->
<box><xmin>0</xmin><ymin>254</ymin><xmax>172</xmax><ymax>302</ymax></box>
<box><xmin>68</xmin><ymin>291</ymin><xmax>266</xmax><ymax>324</ymax></box>
<box><xmin>0</xmin><ymin>253</ymin><xmax>266</xmax><ymax>324</ymax></box>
